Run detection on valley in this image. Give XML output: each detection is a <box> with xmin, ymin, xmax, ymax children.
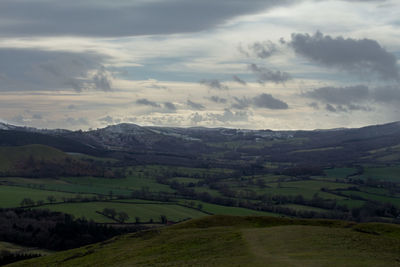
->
<box><xmin>1</xmin><ymin>121</ymin><xmax>400</xmax><ymax>265</ymax></box>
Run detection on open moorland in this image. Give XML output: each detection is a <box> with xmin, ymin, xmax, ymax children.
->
<box><xmin>9</xmin><ymin>215</ymin><xmax>400</xmax><ymax>267</ymax></box>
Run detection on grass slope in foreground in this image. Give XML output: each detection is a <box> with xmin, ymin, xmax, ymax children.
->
<box><xmin>10</xmin><ymin>215</ymin><xmax>400</xmax><ymax>267</ymax></box>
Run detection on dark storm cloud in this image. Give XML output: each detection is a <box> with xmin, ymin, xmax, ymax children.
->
<box><xmin>289</xmin><ymin>31</ymin><xmax>400</xmax><ymax>81</ymax></box>
<box><xmin>0</xmin><ymin>48</ymin><xmax>111</xmax><ymax>92</ymax></box>
<box><xmin>187</xmin><ymin>100</ymin><xmax>205</xmax><ymax>110</ymax></box>
<box><xmin>136</xmin><ymin>98</ymin><xmax>161</xmax><ymax>107</ymax></box>
<box><xmin>0</xmin><ymin>0</ymin><xmax>294</xmax><ymax>37</ymax></box>
<box><xmin>200</xmin><ymin>79</ymin><xmax>229</xmax><ymax>90</ymax></box>
<box><xmin>252</xmin><ymin>93</ymin><xmax>289</xmax><ymax>109</ymax></box>
<box><xmin>232</xmin><ymin>75</ymin><xmax>247</xmax><ymax>85</ymax></box>
<box><xmin>248</xmin><ymin>64</ymin><xmax>291</xmax><ymax>84</ymax></box>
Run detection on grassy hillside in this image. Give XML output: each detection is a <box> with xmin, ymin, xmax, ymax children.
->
<box><xmin>0</xmin><ymin>144</ymin><xmax>68</xmax><ymax>172</ymax></box>
<box><xmin>10</xmin><ymin>215</ymin><xmax>400</xmax><ymax>266</ymax></box>
<box><xmin>0</xmin><ymin>241</ymin><xmax>51</xmax><ymax>256</ymax></box>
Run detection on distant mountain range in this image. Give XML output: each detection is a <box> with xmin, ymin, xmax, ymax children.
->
<box><xmin>1</xmin><ymin>121</ymin><xmax>400</xmax><ymax>167</ymax></box>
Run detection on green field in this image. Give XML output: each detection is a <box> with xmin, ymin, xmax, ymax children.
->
<box><xmin>62</xmin><ymin>176</ymin><xmax>175</xmax><ymax>193</ymax></box>
<box><xmin>171</xmin><ymin>177</ymin><xmax>201</xmax><ymax>185</ymax></box>
<box><xmin>129</xmin><ymin>165</ymin><xmax>233</xmax><ymax>177</ymax></box>
<box><xmin>357</xmin><ymin>166</ymin><xmax>400</xmax><ymax>182</ymax></box>
<box><xmin>0</xmin><ymin>185</ymin><xmax>93</xmax><ymax>208</ymax></box>
<box><xmin>336</xmin><ymin>199</ymin><xmax>366</xmax><ymax>209</ymax></box>
<box><xmin>235</xmin><ymin>183</ymin><xmax>346</xmax><ymax>200</ymax></box>
<box><xmin>11</xmin><ymin>216</ymin><xmax>400</xmax><ymax>267</ymax></box>
<box><xmin>178</xmin><ymin>200</ymin><xmax>280</xmax><ymax>217</ymax></box>
<box><xmin>339</xmin><ymin>190</ymin><xmax>400</xmax><ymax>207</ymax></box>
<box><xmin>324</xmin><ymin>167</ymin><xmax>358</xmax><ymax>179</ymax></box>
<box><xmin>35</xmin><ymin>202</ymin><xmax>209</xmax><ymax>223</ymax></box>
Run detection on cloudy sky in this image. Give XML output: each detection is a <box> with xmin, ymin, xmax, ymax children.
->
<box><xmin>1</xmin><ymin>0</ymin><xmax>399</xmax><ymax>130</ymax></box>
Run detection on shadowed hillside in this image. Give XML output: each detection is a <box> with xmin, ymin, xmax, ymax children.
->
<box><xmin>9</xmin><ymin>215</ymin><xmax>400</xmax><ymax>266</ymax></box>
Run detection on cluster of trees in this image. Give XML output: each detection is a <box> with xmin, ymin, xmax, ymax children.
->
<box><xmin>100</xmin><ymin>208</ymin><xmax>129</xmax><ymax>223</ymax></box>
<box><xmin>19</xmin><ymin>194</ymin><xmax>117</xmax><ymax>208</ymax></box>
<box><xmin>100</xmin><ymin>208</ymin><xmax>171</xmax><ymax>224</ymax></box>
<box><xmin>0</xmin><ymin>209</ymin><xmax>146</xmax><ymax>250</ymax></box>
<box><xmin>155</xmin><ymin>174</ymin><xmax>400</xmax><ymax>222</ymax></box>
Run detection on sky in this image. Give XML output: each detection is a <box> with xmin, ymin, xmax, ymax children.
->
<box><xmin>0</xmin><ymin>0</ymin><xmax>399</xmax><ymax>130</ymax></box>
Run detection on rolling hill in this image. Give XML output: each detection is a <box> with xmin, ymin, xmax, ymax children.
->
<box><xmin>0</xmin><ymin>144</ymin><xmax>113</xmax><ymax>178</ymax></box>
<box><xmin>9</xmin><ymin>215</ymin><xmax>400</xmax><ymax>266</ymax></box>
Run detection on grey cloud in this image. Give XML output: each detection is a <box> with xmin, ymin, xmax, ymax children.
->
<box><xmin>187</xmin><ymin>100</ymin><xmax>205</xmax><ymax>110</ymax></box>
<box><xmin>0</xmin><ymin>48</ymin><xmax>111</xmax><ymax>92</ymax></box>
<box><xmin>211</xmin><ymin>109</ymin><xmax>249</xmax><ymax>123</ymax></box>
<box><xmin>190</xmin><ymin>112</ymin><xmax>203</xmax><ymax>124</ymax></box>
<box><xmin>208</xmin><ymin>96</ymin><xmax>227</xmax><ymax>104</ymax></box>
<box><xmin>164</xmin><ymin>102</ymin><xmax>177</xmax><ymax>111</ymax></box>
<box><xmin>99</xmin><ymin>115</ymin><xmax>114</xmax><ymax>124</ymax></box>
<box><xmin>248</xmin><ymin>41</ymin><xmax>278</xmax><ymax>59</ymax></box>
<box><xmin>238</xmin><ymin>44</ymin><xmax>250</xmax><ymax>57</ymax></box>
<box><xmin>248</xmin><ymin>64</ymin><xmax>291</xmax><ymax>84</ymax></box>
<box><xmin>231</xmin><ymin>94</ymin><xmax>289</xmax><ymax>110</ymax></box>
<box><xmin>93</xmin><ymin>67</ymin><xmax>112</xmax><ymax>91</ymax></box>
<box><xmin>135</xmin><ymin>99</ymin><xmax>178</xmax><ymax>113</ymax></box>
<box><xmin>200</xmin><ymin>79</ymin><xmax>229</xmax><ymax>90</ymax></box>
<box><xmin>309</xmin><ymin>102</ymin><xmax>319</xmax><ymax>110</ymax></box>
<box><xmin>147</xmin><ymin>84</ymin><xmax>168</xmax><ymax>90</ymax></box>
<box><xmin>10</xmin><ymin>115</ymin><xmax>26</xmax><ymax>125</ymax></box>
<box><xmin>325</xmin><ymin>104</ymin><xmax>362</xmax><ymax>113</ymax></box>
<box><xmin>32</xmin><ymin>114</ymin><xmax>43</xmax><ymax>120</ymax></box>
<box><xmin>347</xmin><ymin>104</ymin><xmax>371</xmax><ymax>111</ymax></box>
<box><xmin>289</xmin><ymin>31</ymin><xmax>400</xmax><ymax>81</ymax></box>
<box><xmin>65</xmin><ymin>117</ymin><xmax>89</xmax><ymax>126</ymax></box>
<box><xmin>325</xmin><ymin>104</ymin><xmax>337</xmax><ymax>112</ymax></box>
<box><xmin>252</xmin><ymin>93</ymin><xmax>289</xmax><ymax>109</ymax></box>
<box><xmin>303</xmin><ymin>84</ymin><xmax>400</xmax><ymax>111</ymax></box>
<box><xmin>303</xmin><ymin>85</ymin><xmax>370</xmax><ymax>105</ymax></box>
<box><xmin>232</xmin><ymin>97</ymin><xmax>252</xmax><ymax>110</ymax></box>
<box><xmin>233</xmin><ymin>75</ymin><xmax>247</xmax><ymax>85</ymax></box>
<box><xmin>136</xmin><ymin>98</ymin><xmax>161</xmax><ymax>107</ymax></box>
<box><xmin>372</xmin><ymin>86</ymin><xmax>400</xmax><ymax>103</ymax></box>
<box><xmin>0</xmin><ymin>0</ymin><xmax>294</xmax><ymax>37</ymax></box>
